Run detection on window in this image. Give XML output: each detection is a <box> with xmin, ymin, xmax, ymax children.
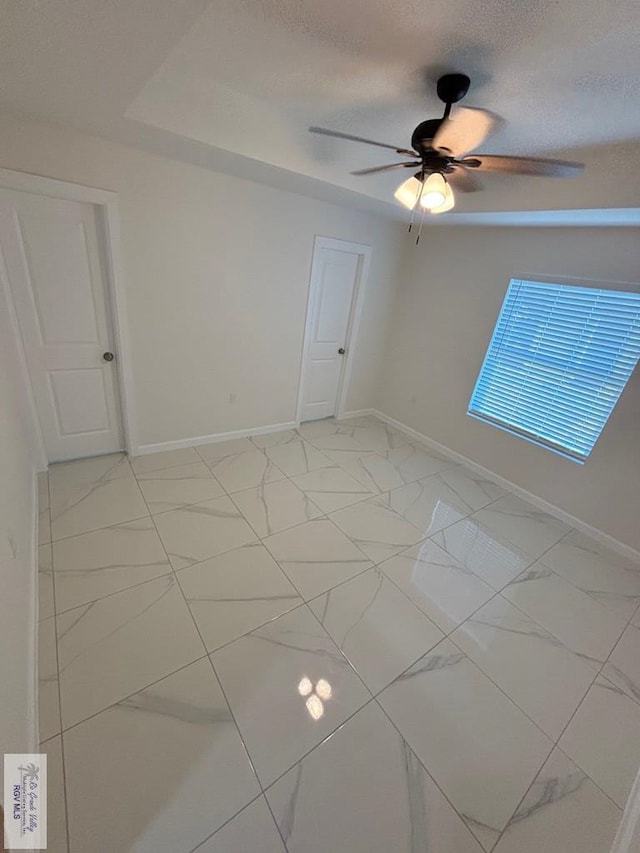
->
<box><xmin>468</xmin><ymin>278</ymin><xmax>640</xmax><ymax>462</ymax></box>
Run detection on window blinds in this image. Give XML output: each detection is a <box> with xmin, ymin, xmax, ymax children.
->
<box><xmin>468</xmin><ymin>279</ymin><xmax>640</xmax><ymax>461</ymax></box>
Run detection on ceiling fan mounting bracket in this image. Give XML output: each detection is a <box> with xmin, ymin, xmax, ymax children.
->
<box><xmin>436</xmin><ymin>73</ymin><xmax>471</xmax><ymax>108</ymax></box>
<box><xmin>410</xmin><ymin>73</ymin><xmax>471</xmax><ymax>150</ymax></box>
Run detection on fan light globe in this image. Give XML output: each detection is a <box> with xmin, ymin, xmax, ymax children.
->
<box><xmin>420</xmin><ymin>173</ymin><xmax>447</xmax><ymax>210</ymax></box>
<box><xmin>429</xmin><ymin>182</ymin><xmax>455</xmax><ymax>213</ymax></box>
<box><xmin>394</xmin><ymin>175</ymin><xmax>422</xmax><ymax>210</ymax></box>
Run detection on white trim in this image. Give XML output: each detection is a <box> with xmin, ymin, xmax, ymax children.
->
<box><xmin>513</xmin><ymin>272</ymin><xmax>640</xmax><ymax>293</ymax></box>
<box><xmin>432</xmin><ymin>208</ymin><xmax>640</xmax><ymax>227</ymax></box>
<box><xmin>29</xmin><ymin>470</ymin><xmax>39</xmax><ymax>753</ymax></box>
<box><xmin>0</xmin><ymin>167</ymin><xmax>120</xmax><ymax>206</ymax></box>
<box><xmin>369</xmin><ymin>408</ymin><xmax>640</xmax><ymax>563</ymax></box>
<box><xmin>0</xmin><ymin>168</ymin><xmax>137</xmax><ymax>458</ymax></box>
<box><xmin>296</xmin><ymin>236</ymin><xmax>373</xmax><ymax>424</ymax></box>
<box><xmin>339</xmin><ymin>408</ymin><xmax>376</xmax><ymax>420</ymax></box>
<box><xmin>99</xmin><ymin>197</ymin><xmax>138</xmax><ymax>455</ymax></box>
<box><xmin>134</xmin><ymin>420</ymin><xmax>298</xmax><ymax>456</ymax></box>
<box><xmin>0</xmin><ymin>232</ymin><xmax>48</xmax><ymax>471</ymax></box>
<box><xmin>334</xmin><ymin>242</ymin><xmax>373</xmax><ymax>420</ymax></box>
<box><xmin>611</xmin><ymin>769</ymin><xmax>640</xmax><ymax>853</ymax></box>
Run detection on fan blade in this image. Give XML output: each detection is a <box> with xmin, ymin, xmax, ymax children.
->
<box><xmin>462</xmin><ymin>154</ymin><xmax>584</xmax><ymax>177</ymax></box>
<box><xmin>351</xmin><ymin>162</ymin><xmax>421</xmax><ymax>176</ymax></box>
<box><xmin>432</xmin><ymin>108</ymin><xmax>501</xmax><ymax>158</ymax></box>
<box><xmin>446</xmin><ymin>167</ymin><xmax>482</xmax><ymax>193</ymax></box>
<box><xmin>309</xmin><ymin>126</ymin><xmax>416</xmax><ymax>156</ymax></box>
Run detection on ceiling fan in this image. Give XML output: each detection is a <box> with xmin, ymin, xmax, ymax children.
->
<box><xmin>309</xmin><ymin>73</ymin><xmax>584</xmax><ymax>238</ymax></box>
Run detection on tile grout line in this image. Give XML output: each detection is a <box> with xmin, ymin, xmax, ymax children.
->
<box><xmin>189</xmin><ymin>419</ymin><xmax>640</xmax><ymax>839</ymax></box>
<box><xmin>250</xmin><ymin>695</ymin><xmax>379</xmax><ymax>817</ymax></box>
<box><xmin>51</xmin><ymin>458</ymin><xmax>208</xmax><ymax>743</ymax></box>
<box><xmin>376</xmin><ymin>629</ymin><xmax>557</xmax><ymax>853</ymax></box>
<box><xmin>134</xmin><ymin>475</ymin><xmax>281</xmax><ymax>847</ymax></box>
<box><xmin>189</xmin><ymin>787</ymin><xmax>306</xmax><ymax>853</ymax></box>
<box><xmin>254</xmin><ymin>511</ymin><xmax>379</xmax><ymax>605</ymax></box>
<box><xmin>282</xmin><ymin>515</ymin><xmax>519</xmax><ymax>851</ymax></box>
<box><xmin>47</xmin><ymin>510</ymin><xmax>151</xmax><ymax>545</ymax></box>
<box><xmin>47</xmin><ymin>445</ymin><xmax>584</xmax><ymax>740</ymax></box>
<box><xmin>202</xmin><ymin>591</ymin><xmax>377</xmax><ymax>843</ymax></box>
<box><xmin>370</xmin><ymin>492</ymin><xmax>526</xmax><ymax>620</ymax></box>
<box><xmin>46</xmin><ymin>473</ymin><xmax>382</xmax><ymax>741</ymax></box>
<box><xmin>137</xmin><ymin>468</ymin><xmax>229</xmax><ymax>515</ymax></box>
<box><xmin>47</xmin><ymin>471</ymin><xmax>72</xmax><ymax>853</ymax></box>
<box><xmin>476</xmin><ymin>524</ymin><xmax>634</xmax><ymax>851</ymax></box>
<box><xmin>251</xmin><ymin>629</ymin><xmax>386</xmax><ymax>851</ymax></box>
<box><xmin>130</xmin><ymin>430</ymin><xmax>405</xmax><ymax>607</ymax></box>
<box><xmin>452</xmin><ymin>530</ymin><xmax>597</xmax><ymax>850</ymax></box>
<box><xmin>303</xmin><ymin>601</ymin><xmax>379</xmax><ymax>703</ymax></box>
<box><xmin>52</xmin><ymin>652</ymin><xmax>211</xmax><ymax>738</ymax></box>
<box><xmin>215</xmin><ymin>527</ymin><xmax>378</xmax><ymax>853</ymax></box>
<box><xmin>52</xmin><ymin>566</ymin><xmax>176</xmax><ymax>619</ymax></box>
<box><xmin>224</xmin><ymin>480</ymin><xmax>326</xmax><ymax>543</ymax></box>
<box><xmin>50</xmin><ymin>492</ymin><xmax>321</xmax><ymax>617</ymax></box>
<box><xmin>54</xmin><ymin>452</ymin><xmax>262</xmax><ymax>844</ymax></box>
<box><xmin>136</xmin><ymin>475</ymin><xmax>293</xmax><ymax>852</ymax></box>
<box><xmin>202</xmin><ymin>601</ymin><xmax>375</xmax><ymax>852</ymax></box>
<box><xmin>368</xmin><ymin>528</ymin><xmax>586</xmax><ymax>852</ymax></box>
<box><xmin>262</xmin><ymin>792</ymin><xmax>291</xmax><ymax>853</ymax></box>
<box><xmin>37</xmin><ymin>449</ymin><xmax>512</xmax><ymax>704</ymax></box>
<box><xmin>186</xmin><ymin>790</ymin><xmax>266</xmax><ymax>853</ymax></box>
<box><xmin>48</xmin><ymin>456</ymin><xmax>150</xmax><ymax>541</ymax></box>
<box><xmin>46</xmin><ymin>435</ymin><xmax>623</xmax><ymax>673</ymax></box>
<box><xmin>371</xmin><ymin>689</ymin><xmax>494</xmax><ymax>851</ymax></box>
<box><xmin>487</xmin><ymin>662</ymin><xmax>620</xmax><ymax>852</ymax></box>
<box><xmin>44</xmin><ymin>421</ymin><xmax>640</xmax><ymax>850</ymax></box>
<box><xmin>542</xmin><ymin>579</ymin><xmax>640</xmax><ymax>809</ymax></box>
<box><xmin>132</xmin><ymin>447</ymin><xmax>218</xmax><ymax>476</ymax></box>
<box><xmin>368</xmin><ymin>485</ymin><xmax>570</xmax><ymax>637</ymax></box>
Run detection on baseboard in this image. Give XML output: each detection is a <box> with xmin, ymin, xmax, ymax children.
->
<box><xmin>611</xmin><ymin>767</ymin><xmax>640</xmax><ymax>853</ymax></box>
<box><xmin>338</xmin><ymin>409</ymin><xmax>375</xmax><ymax>420</ymax></box>
<box><xmin>133</xmin><ymin>420</ymin><xmax>298</xmax><ymax>456</ymax></box>
<box><xmin>370</xmin><ymin>408</ymin><xmax>640</xmax><ymax>564</ymax></box>
<box><xmin>29</xmin><ymin>470</ymin><xmax>39</xmax><ymax>753</ymax></box>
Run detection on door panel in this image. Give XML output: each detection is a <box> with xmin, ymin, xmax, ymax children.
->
<box><xmin>300</xmin><ymin>247</ymin><xmax>360</xmax><ymax>422</ymax></box>
<box><xmin>0</xmin><ymin>187</ymin><xmax>123</xmax><ymax>461</ymax></box>
<box><xmin>49</xmin><ymin>369</ymin><xmax>111</xmax><ymax>434</ymax></box>
<box><xmin>20</xmin><ymin>213</ymin><xmax>100</xmax><ymax>345</ymax></box>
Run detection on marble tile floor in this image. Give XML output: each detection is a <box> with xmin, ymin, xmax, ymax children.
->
<box><xmin>36</xmin><ymin>414</ymin><xmax>640</xmax><ymax>852</ymax></box>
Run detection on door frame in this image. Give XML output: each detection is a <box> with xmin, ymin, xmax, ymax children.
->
<box><xmin>611</xmin><ymin>767</ymin><xmax>640</xmax><ymax>853</ymax></box>
<box><xmin>0</xmin><ymin>168</ymin><xmax>138</xmax><ymax>464</ymax></box>
<box><xmin>296</xmin><ymin>235</ymin><xmax>373</xmax><ymax>424</ymax></box>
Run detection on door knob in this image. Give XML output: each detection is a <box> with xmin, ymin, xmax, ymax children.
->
<box><xmin>103</xmin><ymin>352</ymin><xmax>114</xmax><ymax>362</ymax></box>
<box><xmin>338</xmin><ymin>348</ymin><xmax>346</xmax><ymax>355</ymax></box>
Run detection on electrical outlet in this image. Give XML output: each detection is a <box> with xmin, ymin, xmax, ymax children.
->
<box><xmin>229</xmin><ymin>392</ymin><xmax>236</xmax><ymax>404</ymax></box>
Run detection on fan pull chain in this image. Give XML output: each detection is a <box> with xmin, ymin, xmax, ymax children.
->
<box><xmin>407</xmin><ymin>203</ymin><xmax>417</xmax><ymax>233</ymax></box>
<box><xmin>411</xmin><ymin>171</ymin><xmax>426</xmax><ymax>239</ymax></box>
<box><xmin>416</xmin><ymin>201</ymin><xmax>427</xmax><ymax>245</ymax></box>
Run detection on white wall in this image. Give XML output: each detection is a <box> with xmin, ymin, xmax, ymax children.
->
<box><xmin>0</xmin><ymin>112</ymin><xmax>404</xmax><ymax>449</ymax></box>
<box><xmin>379</xmin><ymin>226</ymin><xmax>640</xmax><ymax>552</ymax></box>
<box><xmin>0</xmin><ymin>268</ymin><xmax>40</xmax><ymax>757</ymax></box>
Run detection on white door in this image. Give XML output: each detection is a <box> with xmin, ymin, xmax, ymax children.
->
<box><xmin>300</xmin><ymin>244</ymin><xmax>361</xmax><ymax>421</ymax></box>
<box><xmin>0</xmin><ymin>187</ymin><xmax>123</xmax><ymax>461</ymax></box>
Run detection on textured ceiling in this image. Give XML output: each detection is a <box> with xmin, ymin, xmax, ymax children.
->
<box><xmin>2</xmin><ymin>0</ymin><xmax>640</xmax><ymax>215</ymax></box>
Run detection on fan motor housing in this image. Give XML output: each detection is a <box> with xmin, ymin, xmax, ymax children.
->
<box><xmin>411</xmin><ymin>119</ymin><xmax>443</xmax><ymax>153</ymax></box>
